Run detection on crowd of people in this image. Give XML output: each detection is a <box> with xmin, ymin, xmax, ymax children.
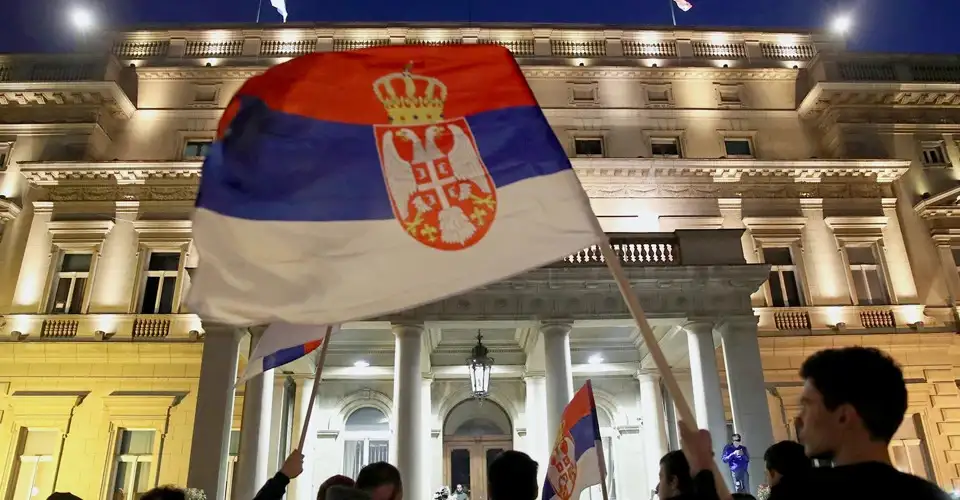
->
<box><xmin>41</xmin><ymin>346</ymin><xmax>953</xmax><ymax>500</ymax></box>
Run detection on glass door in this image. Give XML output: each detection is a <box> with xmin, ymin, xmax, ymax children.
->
<box><xmin>444</xmin><ymin>438</ymin><xmax>512</xmax><ymax>500</ymax></box>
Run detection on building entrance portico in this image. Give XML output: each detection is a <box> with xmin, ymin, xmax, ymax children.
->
<box><xmin>443</xmin><ymin>399</ymin><xmax>513</xmax><ymax>500</ymax></box>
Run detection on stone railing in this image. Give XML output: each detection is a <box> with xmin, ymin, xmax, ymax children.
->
<box><xmin>552</xmin><ymin>233</ymin><xmax>680</xmax><ymax>267</ymax></box>
<box><xmin>6</xmin><ymin>313</ymin><xmax>203</xmax><ymax>342</ymax></box>
<box><xmin>809</xmin><ymin>53</ymin><xmax>960</xmax><ymax>84</ymax></box>
<box><xmin>0</xmin><ymin>54</ymin><xmax>137</xmax><ymax>110</ymax></box>
<box><xmin>754</xmin><ymin>304</ymin><xmax>939</xmax><ymax>333</ymax></box>
<box><xmin>108</xmin><ymin>25</ymin><xmax>826</xmax><ymax>67</ymax></box>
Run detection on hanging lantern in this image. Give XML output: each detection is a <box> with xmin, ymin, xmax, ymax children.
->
<box><xmin>466</xmin><ymin>332</ymin><xmax>494</xmax><ymax>399</ymax></box>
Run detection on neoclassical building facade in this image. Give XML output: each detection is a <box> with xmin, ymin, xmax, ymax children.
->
<box><xmin>0</xmin><ymin>22</ymin><xmax>959</xmax><ymax>500</ymax></box>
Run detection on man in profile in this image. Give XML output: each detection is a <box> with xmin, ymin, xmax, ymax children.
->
<box><xmin>768</xmin><ymin>346</ymin><xmax>949</xmax><ymax>499</ymax></box>
<box><xmin>763</xmin><ymin>441</ymin><xmax>810</xmax><ymax>488</ymax></box>
<box><xmin>488</xmin><ymin>451</ymin><xmax>538</xmax><ymax>500</ymax></box>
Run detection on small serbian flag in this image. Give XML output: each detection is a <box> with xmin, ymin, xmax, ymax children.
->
<box><xmin>674</xmin><ymin>0</ymin><xmax>693</xmax><ymax>11</ymax></box>
<box><xmin>188</xmin><ymin>45</ymin><xmax>603</xmax><ymax>326</ymax></box>
<box><xmin>543</xmin><ymin>381</ymin><xmax>607</xmax><ymax>500</ymax></box>
<box><xmin>238</xmin><ymin>323</ymin><xmax>338</xmax><ymax>383</ymax></box>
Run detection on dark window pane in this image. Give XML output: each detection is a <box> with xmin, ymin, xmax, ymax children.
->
<box><xmin>228</xmin><ymin>430</ymin><xmax>241</xmax><ymax>456</ymax></box>
<box><xmin>450</xmin><ymin>449</ymin><xmax>471</xmax><ymax>494</ymax></box>
<box><xmin>783</xmin><ymin>271</ymin><xmax>802</xmax><ymax>306</ymax></box>
<box><xmin>853</xmin><ymin>271</ymin><xmax>872</xmax><ymax>305</ymax></box>
<box><xmin>68</xmin><ymin>277</ymin><xmax>86</xmax><ymax>314</ymax></box>
<box><xmin>651</xmin><ymin>140</ymin><xmax>680</xmax><ymax>157</ymax></box>
<box><xmin>61</xmin><ymin>254</ymin><xmax>92</xmax><ymax>272</ymax></box>
<box><xmin>769</xmin><ymin>272</ymin><xmax>786</xmax><ymax>307</ymax></box>
<box><xmin>183</xmin><ymin>141</ymin><xmax>213</xmax><ymax>158</ymax></box>
<box><xmin>148</xmin><ymin>253</ymin><xmax>180</xmax><ymax>271</ymax></box>
<box><xmin>847</xmin><ymin>247</ymin><xmax>876</xmax><ymax>265</ymax></box>
<box><xmin>51</xmin><ymin>278</ymin><xmax>71</xmax><ymax>313</ymax></box>
<box><xmin>575</xmin><ymin>139</ymin><xmax>603</xmax><ymax>156</ymax></box>
<box><xmin>119</xmin><ymin>430</ymin><xmax>154</xmax><ymax>455</ymax></box>
<box><xmin>158</xmin><ymin>277</ymin><xmax>177</xmax><ymax>314</ymax></box>
<box><xmin>141</xmin><ymin>277</ymin><xmax>160</xmax><ymax>313</ymax></box>
<box><xmin>724</xmin><ymin>139</ymin><xmax>752</xmax><ymax>156</ymax></box>
<box><xmin>866</xmin><ymin>270</ymin><xmax>888</xmax><ymax>305</ymax></box>
<box><xmin>763</xmin><ymin>247</ymin><xmax>793</xmax><ymax>266</ymax></box>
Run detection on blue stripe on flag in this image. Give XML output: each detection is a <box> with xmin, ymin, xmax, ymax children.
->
<box><xmin>569</xmin><ymin>415</ymin><xmax>598</xmax><ymax>462</ymax></box>
<box><xmin>262</xmin><ymin>344</ymin><xmax>309</xmax><ymax>371</ymax></box>
<box><xmin>196</xmin><ymin>101</ymin><xmax>572</xmax><ymax>222</ymax></box>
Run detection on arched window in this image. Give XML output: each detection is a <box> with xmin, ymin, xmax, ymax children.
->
<box><xmin>580</xmin><ymin>407</ymin><xmax>617</xmax><ymax>500</ymax></box>
<box><xmin>343</xmin><ymin>407</ymin><xmax>391</xmax><ymax>478</ymax></box>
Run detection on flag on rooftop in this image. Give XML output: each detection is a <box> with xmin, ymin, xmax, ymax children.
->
<box><xmin>187</xmin><ymin>45</ymin><xmax>603</xmax><ymax>326</ymax></box>
<box><xmin>674</xmin><ymin>0</ymin><xmax>693</xmax><ymax>11</ymax></box>
<box><xmin>271</xmin><ymin>0</ymin><xmax>288</xmax><ymax>22</ymax></box>
<box><xmin>543</xmin><ymin>381</ymin><xmax>606</xmax><ymax>500</ymax></box>
<box><xmin>238</xmin><ymin>323</ymin><xmax>337</xmax><ymax>383</ymax></box>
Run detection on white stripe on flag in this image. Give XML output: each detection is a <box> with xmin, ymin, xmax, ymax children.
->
<box><xmin>674</xmin><ymin>0</ymin><xmax>693</xmax><ymax>11</ymax></box>
<box><xmin>271</xmin><ymin>0</ymin><xmax>288</xmax><ymax>21</ymax></box>
<box><xmin>237</xmin><ymin>323</ymin><xmax>337</xmax><ymax>383</ymax></box>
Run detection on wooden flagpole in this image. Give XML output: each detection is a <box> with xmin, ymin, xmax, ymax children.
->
<box><xmin>297</xmin><ymin>325</ymin><xmax>334</xmax><ymax>451</ymax></box>
<box><xmin>598</xmin><ymin>241</ymin><xmax>731</xmax><ymax>498</ymax></box>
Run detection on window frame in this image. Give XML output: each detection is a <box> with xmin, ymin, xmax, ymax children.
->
<box><xmin>573</xmin><ymin>137</ymin><xmax>605</xmax><ymax>158</ymax></box>
<box><xmin>130</xmin><ymin>221</ymin><xmax>193</xmax><ymax>315</ymax></box>
<box><xmin>46</xmin><ymin>252</ymin><xmax>95</xmax><ymax>315</ymax></box>
<box><xmin>6</xmin><ymin>428</ymin><xmax>61</xmax><ymax>500</ymax></box>
<box><xmin>40</xmin><ymin>221</ymin><xmax>111</xmax><ymax>315</ymax></box>
<box><xmin>643</xmin><ymin>83</ymin><xmax>674</xmax><ymax>108</ymax></box>
<box><xmin>843</xmin><ymin>243</ymin><xmax>892</xmax><ymax>306</ymax></box>
<box><xmin>107</xmin><ymin>428</ymin><xmax>159</xmax><ymax>500</ymax></box>
<box><xmin>134</xmin><ymin>246</ymin><xmax>188</xmax><ymax>315</ymax></box>
<box><xmin>919</xmin><ymin>141</ymin><xmax>948</xmax><ymax>167</ymax></box>
<box><xmin>759</xmin><ymin>245</ymin><xmax>806</xmax><ymax>307</ymax></box>
<box><xmin>743</xmin><ymin>217</ymin><xmax>811</xmax><ymax>308</ymax></box>
<box><xmin>341</xmin><ymin>407</ymin><xmax>392</xmax><ymax>478</ymax></box>
<box><xmin>715</xmin><ymin>84</ymin><xmax>744</xmax><ymax>108</ymax></box>
<box><xmin>722</xmin><ymin>137</ymin><xmax>755</xmax><ymax>158</ymax></box>
<box><xmin>649</xmin><ymin>136</ymin><xmax>683</xmax><ymax>158</ymax></box>
<box><xmin>824</xmin><ymin>216</ymin><xmax>895</xmax><ymax>306</ymax></box>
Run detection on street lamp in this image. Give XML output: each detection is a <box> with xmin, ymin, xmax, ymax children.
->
<box><xmin>831</xmin><ymin>13</ymin><xmax>853</xmax><ymax>36</ymax></box>
<box><xmin>466</xmin><ymin>332</ymin><xmax>493</xmax><ymax>400</ymax></box>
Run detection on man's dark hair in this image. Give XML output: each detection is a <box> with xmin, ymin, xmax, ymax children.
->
<box><xmin>488</xmin><ymin>451</ymin><xmax>538</xmax><ymax>500</ymax></box>
<box><xmin>800</xmin><ymin>346</ymin><xmax>907</xmax><ymax>442</ymax></box>
<box><xmin>356</xmin><ymin>462</ymin><xmax>402</xmax><ymax>493</ymax></box>
<box><xmin>731</xmin><ymin>433</ymin><xmax>741</xmax><ymax>440</ymax></box>
<box><xmin>47</xmin><ymin>494</ymin><xmax>82</xmax><ymax>500</ymax></box>
<box><xmin>763</xmin><ymin>441</ymin><xmax>812</xmax><ymax>477</ymax></box>
<box><xmin>139</xmin><ymin>487</ymin><xmax>185</xmax><ymax>500</ymax></box>
<box><xmin>318</xmin><ymin>475</ymin><xmax>356</xmax><ymax>500</ymax></box>
<box><xmin>659</xmin><ymin>451</ymin><xmax>693</xmax><ymax>494</ymax></box>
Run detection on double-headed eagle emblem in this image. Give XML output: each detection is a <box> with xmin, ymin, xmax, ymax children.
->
<box><xmin>373</xmin><ymin>64</ymin><xmax>498</xmax><ymax>251</ymax></box>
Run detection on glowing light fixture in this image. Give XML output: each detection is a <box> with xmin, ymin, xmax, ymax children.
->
<box><xmin>354</xmin><ymin>360</ymin><xmax>370</xmax><ymax>368</ymax></box>
<box><xmin>467</xmin><ymin>332</ymin><xmax>494</xmax><ymax>399</ymax></box>
<box><xmin>588</xmin><ymin>354</ymin><xmax>604</xmax><ymax>365</ymax></box>
<box><xmin>831</xmin><ymin>14</ymin><xmax>853</xmax><ymax>36</ymax></box>
<box><xmin>69</xmin><ymin>6</ymin><xmax>95</xmax><ymax>32</ymax></box>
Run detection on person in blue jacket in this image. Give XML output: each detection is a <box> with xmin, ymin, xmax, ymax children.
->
<box><xmin>722</xmin><ymin>433</ymin><xmax>750</xmax><ymax>493</ymax></box>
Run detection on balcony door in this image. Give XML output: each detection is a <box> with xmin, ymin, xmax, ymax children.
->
<box><xmin>443</xmin><ymin>399</ymin><xmax>513</xmax><ymax>500</ymax></box>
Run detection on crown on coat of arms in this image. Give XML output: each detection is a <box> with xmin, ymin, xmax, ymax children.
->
<box><xmin>373</xmin><ymin>62</ymin><xmax>448</xmax><ymax>125</ymax></box>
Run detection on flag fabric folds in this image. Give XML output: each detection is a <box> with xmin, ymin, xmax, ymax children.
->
<box><xmin>543</xmin><ymin>381</ymin><xmax>606</xmax><ymax>500</ymax></box>
<box><xmin>674</xmin><ymin>0</ymin><xmax>693</xmax><ymax>11</ymax></box>
<box><xmin>270</xmin><ymin>0</ymin><xmax>288</xmax><ymax>21</ymax></box>
<box><xmin>238</xmin><ymin>323</ymin><xmax>337</xmax><ymax>383</ymax></box>
<box><xmin>188</xmin><ymin>45</ymin><xmax>603</xmax><ymax>327</ymax></box>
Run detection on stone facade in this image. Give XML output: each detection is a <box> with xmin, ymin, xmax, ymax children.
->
<box><xmin>0</xmin><ymin>22</ymin><xmax>959</xmax><ymax>500</ymax></box>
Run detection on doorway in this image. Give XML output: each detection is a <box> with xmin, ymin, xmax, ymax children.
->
<box><xmin>442</xmin><ymin>400</ymin><xmax>513</xmax><ymax>500</ymax></box>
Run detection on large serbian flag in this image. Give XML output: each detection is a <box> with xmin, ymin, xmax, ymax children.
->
<box><xmin>238</xmin><ymin>323</ymin><xmax>338</xmax><ymax>383</ymax></box>
<box><xmin>543</xmin><ymin>381</ymin><xmax>606</xmax><ymax>500</ymax></box>
<box><xmin>188</xmin><ymin>45</ymin><xmax>603</xmax><ymax>326</ymax></box>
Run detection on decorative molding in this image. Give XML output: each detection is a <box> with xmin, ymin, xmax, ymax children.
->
<box><xmin>0</xmin><ymin>197</ymin><xmax>21</xmax><ymax>224</ymax></box>
<box><xmin>132</xmin><ymin>220</ymin><xmax>194</xmax><ymax>244</ymax></box>
<box><xmin>824</xmin><ymin>216</ymin><xmax>888</xmax><ymax>242</ymax></box>
<box><xmin>0</xmin><ymin>83</ymin><xmax>136</xmax><ymax>119</ymax></box>
<box><xmin>101</xmin><ymin>391</ymin><xmax>186</xmax><ymax>419</ymax></box>
<box><xmin>743</xmin><ymin>216</ymin><xmax>807</xmax><ymax>245</ymax></box>
<box><xmin>47</xmin><ymin>220</ymin><xmax>115</xmax><ymax>244</ymax></box>
<box><xmin>7</xmin><ymin>391</ymin><xmax>88</xmax><ymax>421</ymax></box>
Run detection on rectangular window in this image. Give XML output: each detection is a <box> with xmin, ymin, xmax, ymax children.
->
<box><xmin>48</xmin><ymin>253</ymin><xmax>93</xmax><ymax>314</ymax></box>
<box><xmin>651</xmin><ymin>138</ymin><xmax>682</xmax><ymax>158</ymax></box>
<box><xmin>763</xmin><ymin>247</ymin><xmax>803</xmax><ymax>307</ymax></box>
<box><xmin>921</xmin><ymin>143</ymin><xmax>947</xmax><ymax>166</ymax></box>
<box><xmin>574</xmin><ymin>138</ymin><xmax>604</xmax><ymax>157</ymax></box>
<box><xmin>182</xmin><ymin>140</ymin><xmax>213</xmax><ymax>159</ymax></box>
<box><xmin>10</xmin><ymin>430</ymin><xmax>59</xmax><ymax>500</ymax></box>
<box><xmin>343</xmin><ymin>439</ymin><xmax>390</xmax><ymax>478</ymax></box>
<box><xmin>645</xmin><ymin>85</ymin><xmax>673</xmax><ymax>107</ymax></box>
<box><xmin>110</xmin><ymin>430</ymin><xmax>155</xmax><ymax>500</ymax></box>
<box><xmin>724</xmin><ymin>138</ymin><xmax>753</xmax><ymax>158</ymax></box>
<box><xmin>847</xmin><ymin>246</ymin><xmax>889</xmax><ymax>306</ymax></box>
<box><xmin>717</xmin><ymin>86</ymin><xmax>742</xmax><ymax>106</ymax></box>
<box><xmin>140</xmin><ymin>252</ymin><xmax>181</xmax><ymax>314</ymax></box>
<box><xmin>224</xmin><ymin>430</ymin><xmax>241</xmax><ymax>500</ymax></box>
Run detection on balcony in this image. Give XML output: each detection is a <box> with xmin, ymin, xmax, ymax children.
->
<box><xmin>754</xmin><ymin>304</ymin><xmax>950</xmax><ymax>334</ymax></box>
<box><xmin>0</xmin><ymin>54</ymin><xmax>137</xmax><ymax>118</ymax></box>
<box><xmin>1</xmin><ymin>230</ymin><xmax>758</xmax><ymax>340</ymax></box>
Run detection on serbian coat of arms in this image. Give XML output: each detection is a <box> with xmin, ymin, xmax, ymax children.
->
<box><xmin>547</xmin><ymin>422</ymin><xmax>579</xmax><ymax>500</ymax></box>
<box><xmin>373</xmin><ymin>65</ymin><xmax>498</xmax><ymax>251</ymax></box>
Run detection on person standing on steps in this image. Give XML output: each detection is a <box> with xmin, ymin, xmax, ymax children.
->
<box><xmin>722</xmin><ymin>433</ymin><xmax>750</xmax><ymax>493</ymax></box>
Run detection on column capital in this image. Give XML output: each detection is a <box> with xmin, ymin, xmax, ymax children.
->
<box><xmin>523</xmin><ymin>371</ymin><xmax>546</xmax><ymax>380</ymax></box>
<box><xmin>681</xmin><ymin>319</ymin><xmax>716</xmax><ymax>335</ymax></box>
<box><xmin>715</xmin><ymin>315</ymin><xmax>760</xmax><ymax>335</ymax></box>
<box><xmin>199</xmin><ymin>321</ymin><xmax>245</xmax><ymax>339</ymax></box>
<box><xmin>539</xmin><ymin>320</ymin><xmax>573</xmax><ymax>335</ymax></box>
<box><xmin>391</xmin><ymin>322</ymin><xmax>425</xmax><ymax>337</ymax></box>
<box><xmin>635</xmin><ymin>370</ymin><xmax>661</xmax><ymax>383</ymax></box>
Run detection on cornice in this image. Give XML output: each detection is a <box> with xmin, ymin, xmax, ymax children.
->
<box><xmin>17</xmin><ymin>158</ymin><xmax>909</xmax><ymax>187</ymax></box>
<box><xmin>0</xmin><ymin>82</ymin><xmax>137</xmax><ymax>119</ymax></box>
<box><xmin>0</xmin><ymin>198</ymin><xmax>22</xmax><ymax>223</ymax></box>
<box><xmin>800</xmin><ymin>82</ymin><xmax>960</xmax><ymax>119</ymax></box>
<box><xmin>137</xmin><ymin>67</ymin><xmax>266</xmax><ymax>80</ymax></box>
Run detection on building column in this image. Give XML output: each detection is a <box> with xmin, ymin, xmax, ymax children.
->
<box><xmin>234</xmin><ymin>329</ymin><xmax>275</xmax><ymax>499</ymax></box>
<box><xmin>392</xmin><ymin>323</ymin><xmax>425</xmax><ymax>500</ymax></box>
<box><xmin>289</xmin><ymin>376</ymin><xmax>316</xmax><ymax>500</ymax></box>
<box><xmin>719</xmin><ymin>317</ymin><xmax>775</xmax><ymax>495</ymax></box>
<box><xmin>523</xmin><ymin>373</ymin><xmax>549</xmax><ymax>488</ymax></box>
<box><xmin>684</xmin><ymin>320</ymin><xmax>728</xmax><ymax>482</ymax></box>
<box><xmin>637</xmin><ymin>372</ymin><xmax>669</xmax><ymax>488</ymax></box>
<box><xmin>186</xmin><ymin>324</ymin><xmax>243</xmax><ymax>500</ymax></box>
<box><xmin>421</xmin><ymin>378</ymin><xmax>434</xmax><ymax>497</ymax></box>
<box><xmin>542</xmin><ymin>322</ymin><xmax>574</xmax><ymax>441</ymax></box>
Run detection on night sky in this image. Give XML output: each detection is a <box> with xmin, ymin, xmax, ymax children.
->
<box><xmin>1</xmin><ymin>0</ymin><xmax>957</xmax><ymax>54</ymax></box>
